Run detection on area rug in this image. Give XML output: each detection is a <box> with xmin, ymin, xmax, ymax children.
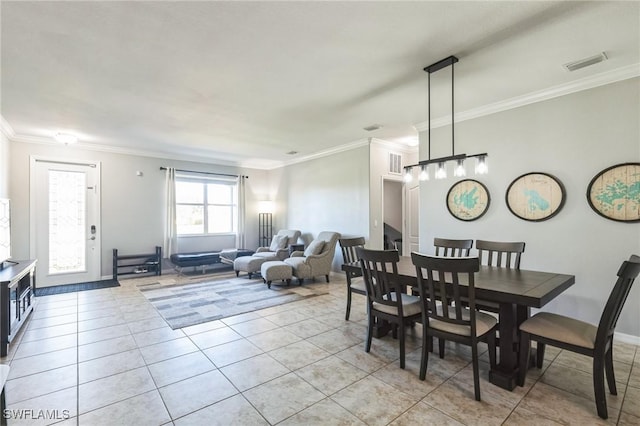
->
<box><xmin>137</xmin><ymin>276</ymin><xmax>328</xmax><ymax>329</ymax></box>
<box><xmin>36</xmin><ymin>279</ymin><xmax>120</xmax><ymax>296</ymax></box>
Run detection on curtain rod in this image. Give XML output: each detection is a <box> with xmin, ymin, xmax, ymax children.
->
<box><xmin>159</xmin><ymin>167</ymin><xmax>248</xmax><ymax>179</ymax></box>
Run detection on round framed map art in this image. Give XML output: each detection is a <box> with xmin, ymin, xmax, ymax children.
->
<box><xmin>506</xmin><ymin>172</ymin><xmax>565</xmax><ymax>222</ymax></box>
<box><xmin>446</xmin><ymin>179</ymin><xmax>491</xmax><ymax>221</ymax></box>
<box><xmin>587</xmin><ymin>162</ymin><xmax>640</xmax><ymax>223</ymax></box>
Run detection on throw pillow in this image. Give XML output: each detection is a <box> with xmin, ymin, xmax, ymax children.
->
<box><xmin>304</xmin><ymin>240</ymin><xmax>325</xmax><ymax>257</ymax></box>
<box><xmin>269</xmin><ymin>234</ymin><xmax>288</xmax><ymax>251</ymax></box>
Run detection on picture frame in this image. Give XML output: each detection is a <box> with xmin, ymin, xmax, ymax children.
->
<box><xmin>505</xmin><ymin>172</ymin><xmax>565</xmax><ymax>222</ymax></box>
<box><xmin>446</xmin><ymin>179</ymin><xmax>491</xmax><ymax>221</ymax></box>
<box><xmin>586</xmin><ymin>162</ymin><xmax>640</xmax><ymax>223</ymax></box>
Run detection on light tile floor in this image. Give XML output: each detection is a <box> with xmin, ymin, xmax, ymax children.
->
<box><xmin>1</xmin><ymin>272</ymin><xmax>638</xmax><ymax>425</ymax></box>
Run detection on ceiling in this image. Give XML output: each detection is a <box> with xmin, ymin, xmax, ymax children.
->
<box><xmin>1</xmin><ymin>1</ymin><xmax>639</xmax><ymax>169</ymax></box>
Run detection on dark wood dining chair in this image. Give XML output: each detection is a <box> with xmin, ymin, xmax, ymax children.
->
<box><xmin>429</xmin><ymin>238</ymin><xmax>474</xmax><ymax>354</ymax></box>
<box><xmin>518</xmin><ymin>254</ymin><xmax>640</xmax><ymax>419</ymax></box>
<box><xmin>339</xmin><ymin>237</ymin><xmax>366</xmax><ymax>320</ymax></box>
<box><xmin>411</xmin><ymin>253</ymin><xmax>497</xmax><ymax>401</ymax></box>
<box><xmin>434</xmin><ymin>238</ymin><xmax>473</xmax><ymax>257</ymax></box>
<box><xmin>475</xmin><ymin>240</ymin><xmax>526</xmax><ymax>314</ymax></box>
<box><xmin>476</xmin><ymin>240</ymin><xmax>525</xmax><ymax>269</ymax></box>
<box><xmin>357</xmin><ymin>247</ymin><xmax>422</xmax><ymax>369</ymax></box>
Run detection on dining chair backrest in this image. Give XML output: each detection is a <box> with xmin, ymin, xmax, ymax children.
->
<box><xmin>339</xmin><ymin>237</ymin><xmax>366</xmax><ymax>265</ymax></box>
<box><xmin>434</xmin><ymin>238</ymin><xmax>473</xmax><ymax>257</ymax></box>
<box><xmin>412</xmin><ymin>253</ymin><xmax>480</xmax><ymax>334</ymax></box>
<box><xmin>476</xmin><ymin>240</ymin><xmax>525</xmax><ymax>269</ymax></box>
<box><xmin>595</xmin><ymin>254</ymin><xmax>640</xmax><ymax>347</ymax></box>
<box><xmin>356</xmin><ymin>247</ymin><xmax>405</xmax><ymax>315</ymax></box>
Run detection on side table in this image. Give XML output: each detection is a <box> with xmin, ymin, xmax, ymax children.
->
<box><xmin>289</xmin><ymin>244</ymin><xmax>305</xmax><ymax>255</ymax></box>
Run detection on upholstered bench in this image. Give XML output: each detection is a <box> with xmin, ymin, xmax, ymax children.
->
<box><xmin>171</xmin><ymin>249</ymin><xmax>254</xmax><ymax>274</ymax></box>
<box><xmin>234</xmin><ymin>256</ymin><xmax>267</xmax><ymax>279</ymax></box>
<box><xmin>261</xmin><ymin>261</ymin><xmax>292</xmax><ymax>288</ymax></box>
<box><xmin>170</xmin><ymin>251</ymin><xmax>221</xmax><ymax>271</ymax></box>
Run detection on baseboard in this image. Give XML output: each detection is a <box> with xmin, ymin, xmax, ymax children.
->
<box><xmin>615</xmin><ymin>331</ymin><xmax>640</xmax><ymax>346</ymax></box>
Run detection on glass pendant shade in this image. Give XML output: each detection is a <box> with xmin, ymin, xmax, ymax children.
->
<box><xmin>475</xmin><ymin>155</ymin><xmax>488</xmax><ymax>175</ymax></box>
<box><xmin>435</xmin><ymin>162</ymin><xmax>447</xmax><ymax>180</ymax></box>
<box><xmin>454</xmin><ymin>159</ymin><xmax>466</xmax><ymax>177</ymax></box>
<box><xmin>419</xmin><ymin>165</ymin><xmax>429</xmax><ymax>181</ymax></box>
<box><xmin>403</xmin><ymin>168</ymin><xmax>413</xmax><ymax>183</ymax></box>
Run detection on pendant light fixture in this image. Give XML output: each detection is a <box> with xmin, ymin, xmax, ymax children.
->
<box><xmin>403</xmin><ymin>56</ymin><xmax>488</xmax><ymax>181</ymax></box>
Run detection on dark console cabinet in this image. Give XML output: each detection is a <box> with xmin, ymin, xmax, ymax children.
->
<box><xmin>0</xmin><ymin>259</ymin><xmax>37</xmax><ymax>357</ymax></box>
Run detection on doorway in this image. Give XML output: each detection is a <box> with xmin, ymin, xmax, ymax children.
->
<box><xmin>30</xmin><ymin>158</ymin><xmax>102</xmax><ymax>287</ymax></box>
<box><xmin>382</xmin><ymin>179</ymin><xmax>403</xmax><ymax>254</ymax></box>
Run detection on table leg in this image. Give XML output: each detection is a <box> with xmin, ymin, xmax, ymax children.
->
<box><xmin>489</xmin><ymin>303</ymin><xmax>518</xmax><ymax>390</ymax></box>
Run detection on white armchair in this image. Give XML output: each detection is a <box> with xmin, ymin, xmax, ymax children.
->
<box><xmin>284</xmin><ymin>231</ymin><xmax>340</xmax><ymax>284</ymax></box>
<box><xmin>254</xmin><ymin>229</ymin><xmax>301</xmax><ymax>261</ymax></box>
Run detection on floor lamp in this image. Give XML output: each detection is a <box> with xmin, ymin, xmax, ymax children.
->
<box><xmin>258</xmin><ymin>212</ymin><xmax>273</xmax><ymax>248</ymax></box>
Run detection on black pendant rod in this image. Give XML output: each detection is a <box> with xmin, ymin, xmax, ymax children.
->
<box><xmin>428</xmin><ymin>70</ymin><xmax>431</xmax><ymax>161</ymax></box>
<box><xmin>424</xmin><ymin>55</ymin><xmax>459</xmax><ymax>160</ymax></box>
<box><xmin>404</xmin><ymin>55</ymin><xmax>487</xmax><ymax>174</ymax></box>
<box><xmin>451</xmin><ymin>59</ymin><xmax>455</xmax><ymax>157</ymax></box>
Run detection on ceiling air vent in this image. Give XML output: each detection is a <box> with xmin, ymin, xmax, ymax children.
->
<box><xmin>389</xmin><ymin>152</ymin><xmax>402</xmax><ymax>175</ymax></box>
<box><xmin>363</xmin><ymin>124</ymin><xmax>382</xmax><ymax>132</ymax></box>
<box><xmin>563</xmin><ymin>52</ymin><xmax>608</xmax><ymax>72</ymax></box>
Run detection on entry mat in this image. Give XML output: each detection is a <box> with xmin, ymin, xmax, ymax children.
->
<box><xmin>35</xmin><ymin>279</ymin><xmax>120</xmax><ymax>296</ymax></box>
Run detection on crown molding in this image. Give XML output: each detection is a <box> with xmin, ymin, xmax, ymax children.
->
<box><xmin>272</xmin><ymin>138</ymin><xmax>371</xmax><ymax>170</ymax></box>
<box><xmin>8</xmin><ymin>132</ymin><xmax>256</xmax><ymax>168</ymax></box>
<box><xmin>415</xmin><ymin>63</ymin><xmax>640</xmax><ymax>131</ymax></box>
<box><xmin>370</xmin><ymin>138</ymin><xmax>418</xmax><ymax>154</ymax></box>
<box><xmin>0</xmin><ymin>116</ymin><xmax>15</xmax><ymax>139</ymax></box>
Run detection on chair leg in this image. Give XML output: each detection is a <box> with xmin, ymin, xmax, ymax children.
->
<box><xmin>345</xmin><ymin>288</ymin><xmax>352</xmax><ymax>321</ymax></box>
<box><xmin>438</xmin><ymin>338</ymin><xmax>445</xmax><ymax>359</ymax></box>
<box><xmin>365</xmin><ymin>311</ymin><xmax>373</xmax><ymax>353</ymax></box>
<box><xmin>593</xmin><ymin>352</ymin><xmax>608</xmax><ymax>419</ymax></box>
<box><xmin>605</xmin><ymin>344</ymin><xmax>617</xmax><ymax>395</ymax></box>
<box><xmin>518</xmin><ymin>332</ymin><xmax>531</xmax><ymax>387</ymax></box>
<box><xmin>471</xmin><ymin>343</ymin><xmax>481</xmax><ymax>401</ymax></box>
<box><xmin>420</xmin><ymin>323</ymin><xmax>429</xmax><ymax>380</ymax></box>
<box><xmin>325</xmin><ymin>274</ymin><xmax>330</xmax><ymax>283</ymax></box>
<box><xmin>536</xmin><ymin>342</ymin><xmax>545</xmax><ymax>368</ymax></box>
<box><xmin>399</xmin><ymin>321</ymin><xmax>406</xmax><ymax>369</ymax></box>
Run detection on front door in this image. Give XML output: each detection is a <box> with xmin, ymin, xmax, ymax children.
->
<box><xmin>31</xmin><ymin>158</ymin><xmax>101</xmax><ymax>287</ymax></box>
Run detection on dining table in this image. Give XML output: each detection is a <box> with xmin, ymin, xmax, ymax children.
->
<box><xmin>341</xmin><ymin>256</ymin><xmax>575</xmax><ymax>391</ymax></box>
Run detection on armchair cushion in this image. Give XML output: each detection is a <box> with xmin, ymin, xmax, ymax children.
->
<box><xmin>269</xmin><ymin>234</ymin><xmax>288</xmax><ymax>251</ymax></box>
<box><xmin>304</xmin><ymin>240</ymin><xmax>325</xmax><ymax>256</ymax></box>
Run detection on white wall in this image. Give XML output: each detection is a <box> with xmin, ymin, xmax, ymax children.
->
<box><xmin>0</xmin><ymin>133</ymin><xmax>8</xmax><ymax>198</ymax></box>
<box><xmin>273</xmin><ymin>145</ymin><xmax>370</xmax><ymax>270</ymax></box>
<box><xmin>419</xmin><ymin>77</ymin><xmax>640</xmax><ymax>338</ymax></box>
<box><xmin>9</xmin><ymin>142</ymin><xmax>268</xmax><ymax>277</ymax></box>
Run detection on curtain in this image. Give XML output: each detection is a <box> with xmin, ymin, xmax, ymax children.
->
<box><xmin>236</xmin><ymin>175</ymin><xmax>247</xmax><ymax>249</ymax></box>
<box><xmin>164</xmin><ymin>167</ymin><xmax>178</xmax><ymax>256</ymax></box>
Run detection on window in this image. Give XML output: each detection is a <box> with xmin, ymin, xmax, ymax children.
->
<box><xmin>175</xmin><ymin>176</ymin><xmax>237</xmax><ymax>235</ymax></box>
